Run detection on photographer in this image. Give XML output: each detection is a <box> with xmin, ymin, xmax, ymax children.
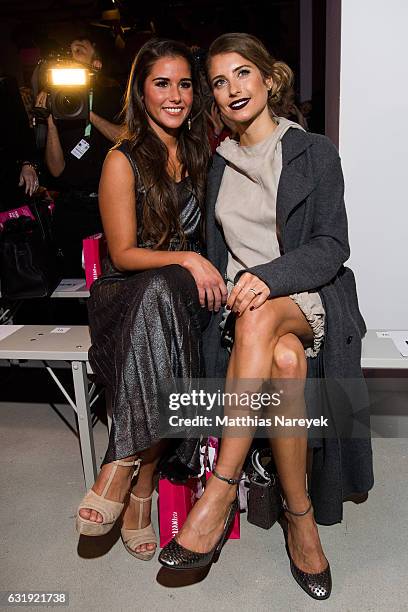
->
<box><xmin>35</xmin><ymin>36</ymin><xmax>122</xmax><ymax>277</ymax></box>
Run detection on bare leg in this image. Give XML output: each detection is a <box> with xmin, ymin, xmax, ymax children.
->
<box><xmin>174</xmin><ymin>345</ymin><xmax>252</xmax><ymax>553</ymax></box>
<box><xmin>122</xmin><ymin>439</ymin><xmax>169</xmax><ymax>554</ymax></box>
<box><xmin>269</xmin><ymin>334</ymin><xmax>328</xmax><ymax>573</ymax></box>
<box><xmin>175</xmin><ymin>297</ymin><xmax>314</xmax><ymax>554</ymax></box>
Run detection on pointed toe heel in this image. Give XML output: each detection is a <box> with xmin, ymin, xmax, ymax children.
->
<box><xmin>159</xmin><ymin>469</ymin><xmax>240</xmax><ymax>571</ymax></box>
<box><xmin>159</xmin><ymin>497</ymin><xmax>238</xmax><ymax>570</ymax></box>
<box><xmin>281</xmin><ymin>493</ymin><xmax>332</xmax><ymax>600</ymax></box>
<box><xmin>289</xmin><ymin>559</ymin><xmax>332</xmax><ymax>600</ymax></box>
<box><xmin>159</xmin><ymin>537</ymin><xmax>215</xmax><ymax>570</ymax></box>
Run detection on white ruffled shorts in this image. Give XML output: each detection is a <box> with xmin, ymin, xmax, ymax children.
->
<box><xmin>220</xmin><ymin>284</ymin><xmax>325</xmax><ymax>358</ymax></box>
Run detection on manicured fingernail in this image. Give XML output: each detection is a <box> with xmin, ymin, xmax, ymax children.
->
<box><xmin>226</xmin><ymin>305</ymin><xmax>231</xmax><ymax>310</ymax></box>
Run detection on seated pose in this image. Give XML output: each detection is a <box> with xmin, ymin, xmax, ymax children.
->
<box><xmin>159</xmin><ymin>33</ymin><xmax>374</xmax><ymax>600</ymax></box>
<box><xmin>76</xmin><ymin>39</ymin><xmax>226</xmax><ymax>560</ymax></box>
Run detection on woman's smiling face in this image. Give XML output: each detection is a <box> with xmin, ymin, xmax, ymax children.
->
<box><xmin>208</xmin><ymin>52</ymin><xmax>272</xmax><ymax>126</ymax></box>
<box><xmin>142</xmin><ymin>55</ymin><xmax>193</xmax><ymax>134</ymax></box>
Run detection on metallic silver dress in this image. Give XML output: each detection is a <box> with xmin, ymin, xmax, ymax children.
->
<box><xmin>87</xmin><ymin>141</ymin><xmax>207</xmax><ymax>473</ymax></box>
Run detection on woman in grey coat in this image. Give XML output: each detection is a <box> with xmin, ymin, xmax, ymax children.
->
<box><xmin>159</xmin><ymin>33</ymin><xmax>374</xmax><ymax>600</ymax></box>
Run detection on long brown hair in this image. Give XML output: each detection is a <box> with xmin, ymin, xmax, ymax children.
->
<box><xmin>207</xmin><ymin>33</ymin><xmax>294</xmax><ymax>117</ymax></box>
<box><xmin>121</xmin><ymin>38</ymin><xmax>210</xmax><ymax>249</ymax></box>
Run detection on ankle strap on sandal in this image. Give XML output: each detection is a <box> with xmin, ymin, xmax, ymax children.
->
<box><xmin>130</xmin><ymin>492</ymin><xmax>153</xmax><ymax>503</ymax></box>
<box><xmin>114</xmin><ymin>458</ymin><xmax>141</xmax><ymax>479</ymax></box>
<box><xmin>132</xmin><ymin>458</ymin><xmax>142</xmax><ymax>478</ymax></box>
<box><xmin>282</xmin><ymin>492</ymin><xmax>312</xmax><ymax>516</ymax></box>
<box><xmin>113</xmin><ymin>458</ymin><xmax>141</xmax><ymax>469</ymax></box>
<box><xmin>101</xmin><ymin>458</ymin><xmax>141</xmax><ymax>498</ymax></box>
<box><xmin>212</xmin><ymin>469</ymin><xmax>241</xmax><ymax>485</ymax></box>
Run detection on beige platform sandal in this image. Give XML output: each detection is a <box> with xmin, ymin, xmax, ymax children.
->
<box><xmin>121</xmin><ymin>492</ymin><xmax>157</xmax><ymax>561</ymax></box>
<box><xmin>76</xmin><ymin>458</ymin><xmax>141</xmax><ymax>536</ymax></box>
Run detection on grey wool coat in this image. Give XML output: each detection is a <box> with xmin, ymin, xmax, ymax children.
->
<box><xmin>202</xmin><ymin>128</ymin><xmax>374</xmax><ymax>525</ymax></box>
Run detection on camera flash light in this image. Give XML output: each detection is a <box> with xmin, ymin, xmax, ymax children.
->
<box><xmin>50</xmin><ymin>68</ymin><xmax>87</xmax><ymax>86</ymax></box>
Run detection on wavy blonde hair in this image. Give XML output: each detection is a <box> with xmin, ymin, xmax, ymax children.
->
<box><xmin>207</xmin><ymin>32</ymin><xmax>294</xmax><ymax>117</ymax></box>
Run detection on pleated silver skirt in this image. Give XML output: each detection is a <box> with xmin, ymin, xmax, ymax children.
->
<box><xmin>87</xmin><ymin>264</ymin><xmax>209</xmax><ymax>472</ymax></box>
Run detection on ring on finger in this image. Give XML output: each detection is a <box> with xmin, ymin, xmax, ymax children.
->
<box><xmin>248</xmin><ymin>288</ymin><xmax>257</xmax><ymax>296</ymax></box>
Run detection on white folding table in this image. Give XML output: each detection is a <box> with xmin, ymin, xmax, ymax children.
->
<box><xmin>0</xmin><ymin>325</ymin><xmax>97</xmax><ymax>489</ymax></box>
<box><xmin>50</xmin><ymin>278</ymin><xmax>90</xmax><ymax>299</ymax></box>
<box><xmin>1</xmin><ymin>326</ymin><xmax>406</xmax><ymax>491</ymax></box>
<box><xmin>361</xmin><ymin>330</ymin><xmax>408</xmax><ymax>369</ymax></box>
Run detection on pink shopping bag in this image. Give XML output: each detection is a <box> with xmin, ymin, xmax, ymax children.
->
<box><xmin>157</xmin><ymin>437</ymin><xmax>240</xmax><ymax>547</ymax></box>
<box><xmin>158</xmin><ymin>478</ymin><xmax>199</xmax><ymax>548</ymax></box>
<box><xmin>82</xmin><ymin>233</ymin><xmax>107</xmax><ymax>288</ymax></box>
<box><xmin>0</xmin><ymin>205</ymin><xmax>34</xmax><ymax>231</ymax></box>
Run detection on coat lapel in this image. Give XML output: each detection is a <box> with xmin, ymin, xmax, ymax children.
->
<box><xmin>206</xmin><ymin>130</ymin><xmax>315</xmax><ymax>249</ymax></box>
<box><xmin>277</xmin><ymin>129</ymin><xmax>315</xmax><ymax>231</ymax></box>
<box><xmin>206</xmin><ymin>154</ymin><xmax>226</xmax><ymax>224</ymax></box>
<box><xmin>205</xmin><ymin>154</ymin><xmax>227</xmax><ymax>262</ymax></box>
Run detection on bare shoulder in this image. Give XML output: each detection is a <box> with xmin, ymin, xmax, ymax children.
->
<box><xmin>103</xmin><ymin>149</ymin><xmax>134</xmax><ymax>178</ymax></box>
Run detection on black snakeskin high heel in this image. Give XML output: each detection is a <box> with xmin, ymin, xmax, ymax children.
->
<box><xmin>281</xmin><ymin>493</ymin><xmax>332</xmax><ymax>600</ymax></box>
<box><xmin>158</xmin><ymin>469</ymin><xmax>239</xmax><ymax>570</ymax></box>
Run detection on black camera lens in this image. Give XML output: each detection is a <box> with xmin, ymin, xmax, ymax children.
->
<box><xmin>53</xmin><ymin>91</ymin><xmax>84</xmax><ymax>118</ymax></box>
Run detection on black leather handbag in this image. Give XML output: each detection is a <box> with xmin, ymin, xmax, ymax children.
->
<box><xmin>247</xmin><ymin>448</ymin><xmax>282</xmax><ymax>530</ymax></box>
<box><xmin>0</xmin><ymin>202</ymin><xmax>58</xmax><ymax>299</ymax></box>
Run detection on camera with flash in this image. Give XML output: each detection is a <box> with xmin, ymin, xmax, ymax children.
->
<box><xmin>34</xmin><ymin>51</ymin><xmax>95</xmax><ymax>121</ymax></box>
<box><xmin>47</xmin><ymin>61</ymin><xmax>91</xmax><ymax>120</ymax></box>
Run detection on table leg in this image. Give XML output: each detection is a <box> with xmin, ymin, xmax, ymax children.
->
<box><xmin>72</xmin><ymin>360</ymin><xmax>97</xmax><ymax>490</ymax></box>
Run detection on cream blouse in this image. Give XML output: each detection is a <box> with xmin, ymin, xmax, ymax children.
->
<box><xmin>215</xmin><ymin>117</ymin><xmax>325</xmax><ymax>358</ymax></box>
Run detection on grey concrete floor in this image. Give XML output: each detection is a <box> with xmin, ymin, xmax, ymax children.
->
<box><xmin>0</xmin><ymin>399</ymin><xmax>407</xmax><ymax>612</ymax></box>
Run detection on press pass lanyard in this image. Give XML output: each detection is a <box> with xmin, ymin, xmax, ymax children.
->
<box><xmin>84</xmin><ymin>89</ymin><xmax>93</xmax><ymax>138</ymax></box>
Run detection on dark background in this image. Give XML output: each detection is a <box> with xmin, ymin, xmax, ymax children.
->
<box><xmin>0</xmin><ymin>0</ymin><xmax>330</xmax><ymax>407</ymax></box>
<box><xmin>0</xmin><ymin>0</ymin><xmax>327</xmax><ymax>132</ymax></box>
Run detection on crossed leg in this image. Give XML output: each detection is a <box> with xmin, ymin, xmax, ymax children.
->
<box><xmin>175</xmin><ymin>296</ymin><xmax>327</xmax><ymax>572</ymax></box>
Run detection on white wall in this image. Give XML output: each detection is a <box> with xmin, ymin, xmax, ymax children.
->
<box><xmin>339</xmin><ymin>0</ymin><xmax>408</xmax><ymax>328</ymax></box>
